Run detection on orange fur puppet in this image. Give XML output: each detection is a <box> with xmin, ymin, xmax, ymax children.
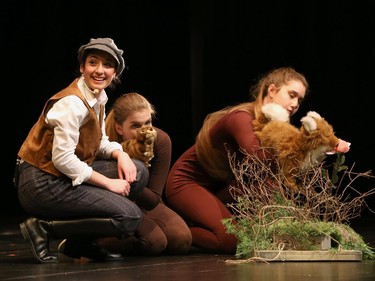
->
<box><xmin>122</xmin><ymin>125</ymin><xmax>157</xmax><ymax>167</ymax></box>
<box><xmin>254</xmin><ymin>103</ymin><xmax>350</xmax><ymax>191</ymax></box>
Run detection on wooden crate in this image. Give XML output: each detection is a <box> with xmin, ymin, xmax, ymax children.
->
<box><xmin>254</xmin><ymin>250</ymin><xmax>362</xmax><ymax>261</ymax></box>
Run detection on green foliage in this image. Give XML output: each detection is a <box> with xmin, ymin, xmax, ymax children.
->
<box><xmin>223</xmin><ymin>215</ymin><xmax>375</xmax><ymax>260</ymax></box>
<box><xmin>224</xmin><ymin>152</ymin><xmax>375</xmax><ymax>260</ymax></box>
<box><xmin>322</xmin><ymin>153</ymin><xmax>348</xmax><ymax>185</ymax></box>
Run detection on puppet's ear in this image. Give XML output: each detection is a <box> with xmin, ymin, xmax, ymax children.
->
<box><xmin>261</xmin><ymin>103</ymin><xmax>289</xmax><ymax>122</ymax></box>
<box><xmin>301</xmin><ymin>115</ymin><xmax>317</xmax><ymax>132</ymax></box>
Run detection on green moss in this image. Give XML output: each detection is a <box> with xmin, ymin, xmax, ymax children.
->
<box><xmin>223</xmin><ymin>217</ymin><xmax>375</xmax><ymax>260</ymax></box>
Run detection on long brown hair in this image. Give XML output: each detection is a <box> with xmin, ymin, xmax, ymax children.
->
<box><xmin>195</xmin><ymin>67</ymin><xmax>309</xmax><ymax>182</ymax></box>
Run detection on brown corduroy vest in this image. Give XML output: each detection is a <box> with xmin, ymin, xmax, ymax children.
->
<box><xmin>18</xmin><ymin>79</ymin><xmax>102</xmax><ymax>177</ymax></box>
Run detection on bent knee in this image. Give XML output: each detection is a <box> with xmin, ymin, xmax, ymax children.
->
<box><xmin>166</xmin><ymin>230</ymin><xmax>193</xmax><ymax>254</ymax></box>
<box><xmin>133</xmin><ymin>159</ymin><xmax>150</xmax><ymax>184</ymax></box>
<box><xmin>114</xmin><ymin>211</ymin><xmax>143</xmax><ymax>237</ymax></box>
<box><xmin>144</xmin><ymin>235</ymin><xmax>168</xmax><ymax>255</ymax></box>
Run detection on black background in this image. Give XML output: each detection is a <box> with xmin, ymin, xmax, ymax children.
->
<box><xmin>3</xmin><ymin>0</ymin><xmax>375</xmax><ymax>216</ymax></box>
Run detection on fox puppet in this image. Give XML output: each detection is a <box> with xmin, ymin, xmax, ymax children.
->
<box><xmin>253</xmin><ymin>103</ymin><xmax>351</xmax><ymax>191</ymax></box>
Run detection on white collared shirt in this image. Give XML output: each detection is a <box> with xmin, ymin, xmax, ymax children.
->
<box><xmin>45</xmin><ymin>76</ymin><xmax>122</xmax><ymax>186</ymax></box>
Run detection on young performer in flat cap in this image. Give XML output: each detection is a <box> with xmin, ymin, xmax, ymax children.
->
<box><xmin>15</xmin><ymin>38</ymin><xmax>149</xmax><ymax>263</ymax></box>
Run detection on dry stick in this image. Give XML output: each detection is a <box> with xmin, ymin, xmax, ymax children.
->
<box><xmin>224</xmin><ymin>147</ymin><xmax>375</xmax><ymax>263</ymax></box>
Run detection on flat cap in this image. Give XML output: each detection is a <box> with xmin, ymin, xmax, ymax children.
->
<box><xmin>78</xmin><ymin>38</ymin><xmax>125</xmax><ymax>75</ymax></box>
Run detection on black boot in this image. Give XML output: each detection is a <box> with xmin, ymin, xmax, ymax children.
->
<box><xmin>19</xmin><ymin>217</ymin><xmax>58</xmax><ymax>263</ymax></box>
<box><xmin>58</xmin><ymin>238</ymin><xmax>122</xmax><ymax>261</ymax></box>
<box><xmin>20</xmin><ymin>217</ymin><xmax>125</xmax><ymax>263</ymax></box>
<box><xmin>42</xmin><ymin>217</ymin><xmax>124</xmax><ymax>261</ymax></box>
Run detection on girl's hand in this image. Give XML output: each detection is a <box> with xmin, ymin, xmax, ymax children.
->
<box><xmin>113</xmin><ymin>150</ymin><xmax>137</xmax><ymax>183</ymax></box>
<box><xmin>105</xmin><ymin>178</ymin><xmax>131</xmax><ymax>196</ymax></box>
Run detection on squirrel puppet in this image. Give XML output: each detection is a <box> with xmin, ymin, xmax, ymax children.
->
<box><xmin>121</xmin><ymin>124</ymin><xmax>157</xmax><ymax>168</ymax></box>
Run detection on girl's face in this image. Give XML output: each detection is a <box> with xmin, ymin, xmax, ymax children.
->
<box><xmin>80</xmin><ymin>50</ymin><xmax>117</xmax><ymax>93</ymax></box>
<box><xmin>267</xmin><ymin>80</ymin><xmax>306</xmax><ymax>116</ymax></box>
<box><xmin>115</xmin><ymin>109</ymin><xmax>152</xmax><ymax>141</ymax></box>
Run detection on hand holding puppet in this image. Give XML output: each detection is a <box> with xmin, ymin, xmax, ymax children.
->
<box><xmin>122</xmin><ymin>125</ymin><xmax>157</xmax><ymax>167</ymax></box>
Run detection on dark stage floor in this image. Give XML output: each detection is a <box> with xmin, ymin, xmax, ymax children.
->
<box><xmin>1</xmin><ymin>214</ymin><xmax>375</xmax><ymax>281</ymax></box>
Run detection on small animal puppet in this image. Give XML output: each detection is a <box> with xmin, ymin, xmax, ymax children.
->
<box><xmin>122</xmin><ymin>124</ymin><xmax>157</xmax><ymax>167</ymax></box>
<box><xmin>254</xmin><ymin>103</ymin><xmax>350</xmax><ymax>191</ymax></box>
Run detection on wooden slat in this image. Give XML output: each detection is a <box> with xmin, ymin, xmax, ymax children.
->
<box><xmin>254</xmin><ymin>250</ymin><xmax>362</xmax><ymax>261</ymax></box>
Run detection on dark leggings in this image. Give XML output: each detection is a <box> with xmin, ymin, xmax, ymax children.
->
<box><xmin>166</xmin><ymin>184</ymin><xmax>237</xmax><ymax>254</ymax></box>
<box><xmin>97</xmin><ymin>202</ymin><xmax>192</xmax><ymax>256</ymax></box>
<box><xmin>17</xmin><ymin>160</ymin><xmax>148</xmax><ymax>237</ymax></box>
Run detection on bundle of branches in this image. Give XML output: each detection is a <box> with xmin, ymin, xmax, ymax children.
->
<box><xmin>222</xmin><ymin>148</ymin><xmax>375</xmax><ymax>260</ymax></box>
